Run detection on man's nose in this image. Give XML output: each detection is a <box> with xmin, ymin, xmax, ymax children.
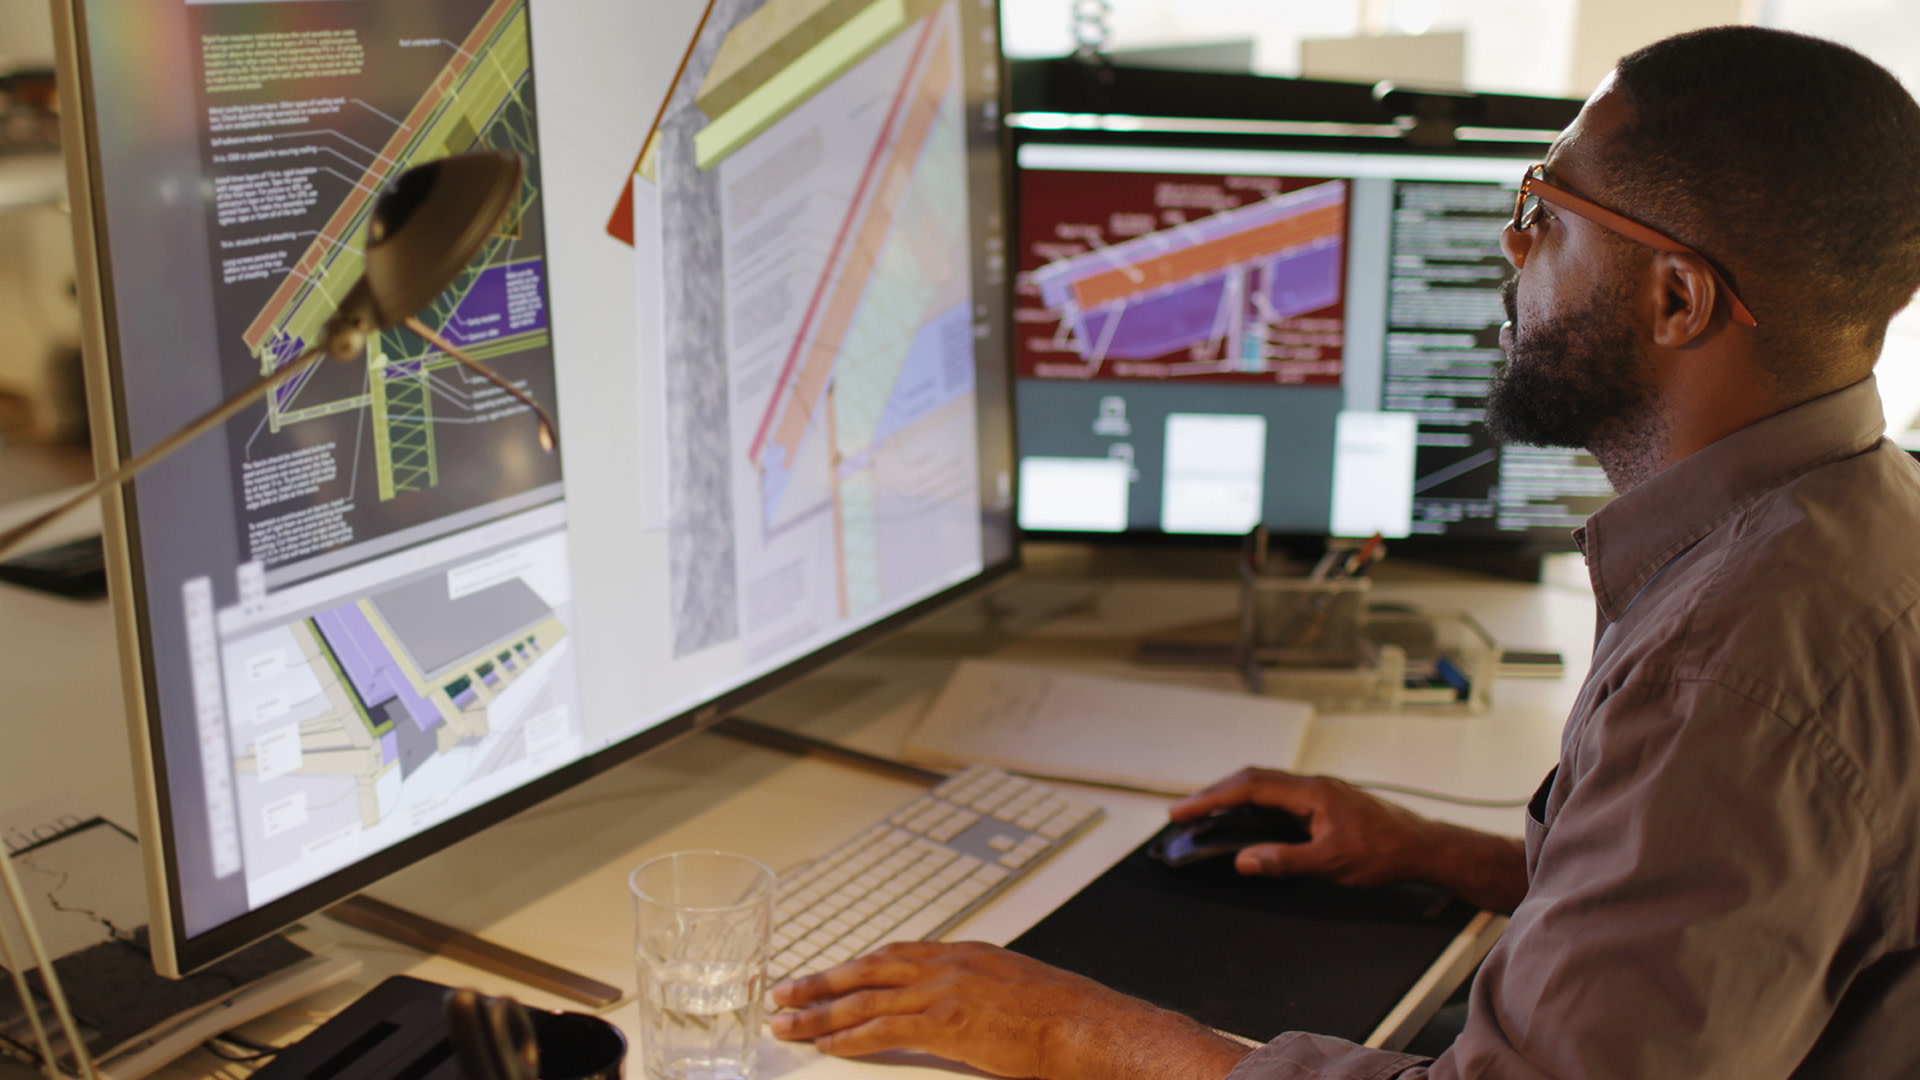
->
<box><xmin>1499</xmin><ymin>223</ymin><xmax>1529</xmax><ymax>269</ymax></box>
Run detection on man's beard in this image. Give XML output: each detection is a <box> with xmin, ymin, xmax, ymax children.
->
<box><xmin>1484</xmin><ymin>273</ymin><xmax>1651</xmax><ymax>451</ymax></box>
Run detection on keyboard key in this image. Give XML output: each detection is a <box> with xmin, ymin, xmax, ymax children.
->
<box><xmin>928</xmin><ymin>809</ymin><xmax>980</xmax><ymax>842</ymax></box>
<box><xmin>1037</xmin><ymin>809</ymin><xmax>1089</xmax><ymax>839</ymax></box>
<box><xmin>891</xmin><ymin>905</ymin><xmax>955</xmax><ymax>944</ymax></box>
<box><xmin>972</xmin><ymin>863</ymin><xmax>1011</xmax><ymax>886</ymax></box>
<box><xmin>890</xmin><ymin>799</ymin><xmax>936</xmax><ymax>825</ymax></box>
<box><xmin>975</xmin><ymin>789</ymin><xmax>1015</xmax><ymax>814</ymax></box>
<box><xmin>866</xmin><ymin>905</ymin><xmax>907</xmax><ymax>934</ymax></box>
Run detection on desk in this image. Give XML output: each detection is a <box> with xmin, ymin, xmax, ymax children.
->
<box><xmin>0</xmin><ymin>514</ymin><xmax>1595</xmax><ymax>1080</ymax></box>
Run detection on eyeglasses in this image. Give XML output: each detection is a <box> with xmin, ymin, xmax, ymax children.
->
<box><xmin>1511</xmin><ymin>162</ymin><xmax>1757</xmax><ymax>328</ymax></box>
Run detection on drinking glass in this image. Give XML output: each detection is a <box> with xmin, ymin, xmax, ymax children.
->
<box><xmin>629</xmin><ymin>851</ymin><xmax>776</xmax><ymax>1080</ymax></box>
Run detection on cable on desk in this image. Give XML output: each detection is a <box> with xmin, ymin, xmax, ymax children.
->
<box><xmin>715</xmin><ymin>718</ymin><xmax>1531</xmax><ymax>807</ymax></box>
<box><xmin>711</xmin><ymin>715</ymin><xmax>949</xmax><ymax>784</ymax></box>
<box><xmin>1349</xmin><ymin>780</ymin><xmax>1530</xmax><ymax>809</ymax></box>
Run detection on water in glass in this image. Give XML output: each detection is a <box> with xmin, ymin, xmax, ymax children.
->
<box><xmin>637</xmin><ymin>959</ymin><xmax>762</xmax><ymax>1080</ymax></box>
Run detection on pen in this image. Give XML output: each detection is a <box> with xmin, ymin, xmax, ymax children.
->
<box><xmin>1341</xmin><ymin>532</ymin><xmax>1385</xmax><ymax>578</ymax></box>
<box><xmin>1307</xmin><ymin>547</ymin><xmax>1343</xmax><ymax>582</ymax></box>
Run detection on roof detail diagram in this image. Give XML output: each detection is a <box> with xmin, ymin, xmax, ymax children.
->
<box><xmin>189</xmin><ymin>0</ymin><xmax>562</xmax><ymax>575</ymax></box>
<box><xmin>222</xmin><ymin>537</ymin><xmax>576</xmax><ymax>906</ymax></box>
<box><xmin>1016</xmin><ymin>171</ymin><xmax>1351</xmax><ymax>386</ymax></box>
<box><xmin>626</xmin><ymin>0</ymin><xmax>983</xmax><ymax>665</ymax></box>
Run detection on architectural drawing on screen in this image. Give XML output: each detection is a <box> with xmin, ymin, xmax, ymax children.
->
<box><xmin>631</xmin><ymin>0</ymin><xmax>981</xmax><ymax>663</ymax></box>
<box><xmin>1030</xmin><ymin>180</ymin><xmax>1347</xmax><ymax>377</ymax></box>
<box><xmin>223</xmin><ymin>560</ymin><xmax>573</xmax><ymax>896</ymax></box>
<box><xmin>235</xmin><ymin>0</ymin><xmax>550</xmax><ymax>505</ymax></box>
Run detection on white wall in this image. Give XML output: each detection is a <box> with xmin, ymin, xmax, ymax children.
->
<box><xmin>1001</xmin><ymin>0</ymin><xmax>1920</xmax><ymax>99</ymax></box>
<box><xmin>0</xmin><ymin>1</ymin><xmax>56</xmax><ymax>72</ymax></box>
<box><xmin>1569</xmin><ymin>0</ymin><xmax>1750</xmax><ymax>94</ymax></box>
<box><xmin>1002</xmin><ymin>0</ymin><xmax>1576</xmax><ymax>97</ymax></box>
<box><xmin>1002</xmin><ymin>0</ymin><xmax>1361</xmax><ymax>76</ymax></box>
<box><xmin>1760</xmin><ymin>0</ymin><xmax>1920</xmax><ymax>92</ymax></box>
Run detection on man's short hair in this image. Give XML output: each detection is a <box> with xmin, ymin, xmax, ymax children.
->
<box><xmin>1606</xmin><ymin>27</ymin><xmax>1920</xmax><ymax>383</ymax></box>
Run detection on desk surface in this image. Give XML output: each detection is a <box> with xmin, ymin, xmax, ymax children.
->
<box><xmin>0</xmin><ymin>514</ymin><xmax>1595</xmax><ymax>1080</ymax></box>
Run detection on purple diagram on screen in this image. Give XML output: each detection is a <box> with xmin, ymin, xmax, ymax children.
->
<box><xmin>1030</xmin><ymin>180</ymin><xmax>1347</xmax><ymax>375</ymax></box>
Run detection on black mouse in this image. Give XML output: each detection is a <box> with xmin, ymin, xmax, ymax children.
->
<box><xmin>1147</xmin><ymin>805</ymin><xmax>1313</xmax><ymax>867</ymax></box>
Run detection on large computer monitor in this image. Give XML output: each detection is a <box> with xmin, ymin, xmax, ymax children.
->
<box><xmin>54</xmin><ymin>0</ymin><xmax>1014</xmax><ymax>975</ymax></box>
<box><xmin>1011</xmin><ymin>130</ymin><xmax>1612</xmax><ymax>549</ymax></box>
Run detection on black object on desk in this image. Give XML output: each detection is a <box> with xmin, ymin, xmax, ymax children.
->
<box><xmin>0</xmin><ymin>533</ymin><xmax>106</xmax><ymax>598</ymax></box>
<box><xmin>249</xmin><ymin>975</ymin><xmax>625</xmax><ymax>1079</ymax></box>
<box><xmin>1008</xmin><ymin>832</ymin><xmax>1479</xmax><ymax>1045</ymax></box>
<box><xmin>249</xmin><ymin>976</ymin><xmax>460</xmax><ymax>1079</ymax></box>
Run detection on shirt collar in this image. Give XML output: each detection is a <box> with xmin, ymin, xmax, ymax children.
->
<box><xmin>1575</xmin><ymin>376</ymin><xmax>1887</xmax><ymax>622</ymax></box>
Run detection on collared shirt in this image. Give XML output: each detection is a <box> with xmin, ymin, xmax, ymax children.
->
<box><xmin>1230</xmin><ymin>377</ymin><xmax>1920</xmax><ymax>1079</ymax></box>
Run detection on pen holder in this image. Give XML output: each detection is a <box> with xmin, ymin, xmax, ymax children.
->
<box><xmin>1239</xmin><ymin>573</ymin><xmax>1372</xmax><ymax>668</ymax></box>
<box><xmin>1233</xmin><ymin>563</ymin><xmax>1497</xmax><ymax>713</ymax></box>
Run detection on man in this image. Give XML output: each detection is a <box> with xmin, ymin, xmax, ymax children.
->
<box><xmin>772</xmin><ymin>25</ymin><xmax>1920</xmax><ymax>1078</ymax></box>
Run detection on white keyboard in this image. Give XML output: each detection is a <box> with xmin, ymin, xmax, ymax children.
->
<box><xmin>769</xmin><ymin>764</ymin><xmax>1102</xmax><ymax>982</ymax></box>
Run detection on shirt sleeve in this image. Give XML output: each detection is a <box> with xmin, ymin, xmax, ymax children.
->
<box><xmin>1230</xmin><ymin>675</ymin><xmax>1875</xmax><ymax>1080</ymax></box>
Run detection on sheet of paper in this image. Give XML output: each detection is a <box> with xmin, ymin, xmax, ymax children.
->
<box><xmin>904</xmin><ymin>659</ymin><xmax>1312</xmax><ymax>795</ymax></box>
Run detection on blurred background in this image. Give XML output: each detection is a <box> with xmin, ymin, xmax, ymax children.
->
<box><xmin>2</xmin><ymin>0</ymin><xmax>1918</xmax><ymax>504</ymax></box>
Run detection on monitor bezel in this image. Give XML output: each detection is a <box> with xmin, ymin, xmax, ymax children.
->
<box><xmin>54</xmin><ymin>0</ymin><xmax>1021</xmax><ymax>977</ymax></box>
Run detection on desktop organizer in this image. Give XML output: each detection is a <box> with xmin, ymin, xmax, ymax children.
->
<box><xmin>1234</xmin><ymin>559</ymin><xmax>1496</xmax><ymax>714</ymax></box>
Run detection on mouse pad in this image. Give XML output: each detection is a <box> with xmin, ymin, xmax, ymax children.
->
<box><xmin>1006</xmin><ymin>833</ymin><xmax>1478</xmax><ymax>1045</ymax></box>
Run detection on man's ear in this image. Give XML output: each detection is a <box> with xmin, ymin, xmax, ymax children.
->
<box><xmin>1650</xmin><ymin>251</ymin><xmax>1720</xmax><ymax>348</ymax></box>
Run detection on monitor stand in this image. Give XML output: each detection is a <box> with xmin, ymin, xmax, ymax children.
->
<box><xmin>327</xmin><ymin>894</ymin><xmax>621</xmax><ymax>1008</ymax></box>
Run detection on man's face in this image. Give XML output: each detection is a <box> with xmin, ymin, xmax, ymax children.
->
<box><xmin>1483</xmin><ymin>268</ymin><xmax>1648</xmax><ymax>449</ymax></box>
<box><xmin>1484</xmin><ymin>82</ymin><xmax>1656</xmax><ymax>451</ymax></box>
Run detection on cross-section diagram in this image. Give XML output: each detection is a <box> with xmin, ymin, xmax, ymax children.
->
<box><xmin>1029</xmin><ymin>179</ymin><xmax>1347</xmax><ymax>378</ymax></box>
<box><xmin>239</xmin><ymin>0</ymin><xmax>549</xmax><ymax>505</ymax></box>
<box><xmin>619</xmin><ymin>0</ymin><xmax>985</xmax><ymax>664</ymax></box>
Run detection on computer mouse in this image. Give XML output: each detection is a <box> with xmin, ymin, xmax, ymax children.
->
<box><xmin>1147</xmin><ymin>804</ymin><xmax>1313</xmax><ymax>867</ymax></box>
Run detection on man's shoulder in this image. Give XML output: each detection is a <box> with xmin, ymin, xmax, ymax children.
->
<box><xmin>1628</xmin><ymin>440</ymin><xmax>1920</xmax><ymax>705</ymax></box>
<box><xmin>1712</xmin><ymin>438</ymin><xmax>1920</xmax><ymax>611</ymax></box>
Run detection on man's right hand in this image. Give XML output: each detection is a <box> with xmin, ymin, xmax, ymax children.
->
<box><xmin>1170</xmin><ymin>767</ymin><xmax>1530</xmax><ymax>915</ymax></box>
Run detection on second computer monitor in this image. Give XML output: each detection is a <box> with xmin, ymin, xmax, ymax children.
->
<box><xmin>1013</xmin><ymin>141</ymin><xmax>1612</xmax><ymax>545</ymax></box>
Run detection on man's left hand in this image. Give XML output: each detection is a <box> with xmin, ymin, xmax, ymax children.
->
<box><xmin>770</xmin><ymin>940</ymin><xmax>1252</xmax><ymax>1080</ymax></box>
